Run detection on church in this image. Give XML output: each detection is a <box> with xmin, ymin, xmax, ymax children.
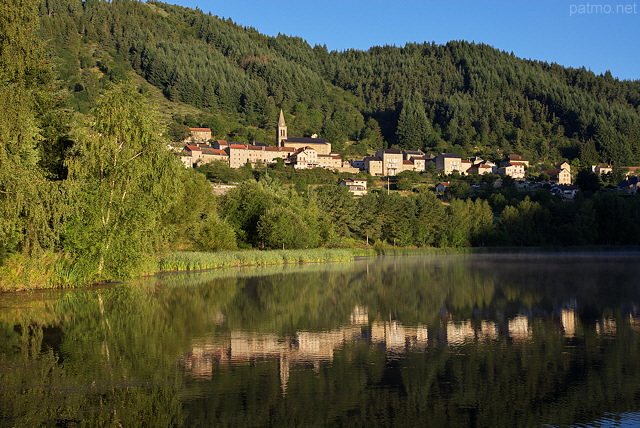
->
<box><xmin>276</xmin><ymin>109</ymin><xmax>332</xmax><ymax>155</ymax></box>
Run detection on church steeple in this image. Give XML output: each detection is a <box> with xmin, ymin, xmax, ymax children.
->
<box><xmin>276</xmin><ymin>109</ymin><xmax>287</xmax><ymax>147</ymax></box>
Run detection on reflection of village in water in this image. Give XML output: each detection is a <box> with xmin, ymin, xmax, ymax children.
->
<box><xmin>181</xmin><ymin>305</ymin><xmax>640</xmax><ymax>391</ymax></box>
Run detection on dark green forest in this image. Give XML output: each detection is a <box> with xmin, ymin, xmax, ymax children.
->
<box><xmin>2</xmin><ymin>0</ymin><xmax>640</xmax><ymax>290</ymax></box>
<box><xmin>41</xmin><ymin>0</ymin><xmax>640</xmax><ymax>164</ymax></box>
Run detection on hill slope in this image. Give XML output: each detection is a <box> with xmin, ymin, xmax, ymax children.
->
<box><xmin>41</xmin><ymin>0</ymin><xmax>640</xmax><ymax>164</ymax></box>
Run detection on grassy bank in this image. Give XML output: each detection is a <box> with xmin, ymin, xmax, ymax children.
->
<box><xmin>5</xmin><ymin>245</ymin><xmax>639</xmax><ymax>293</ymax></box>
<box><xmin>155</xmin><ymin>247</ymin><xmax>477</xmax><ymax>272</ymax></box>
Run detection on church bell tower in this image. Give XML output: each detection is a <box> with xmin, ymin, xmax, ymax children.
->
<box><xmin>276</xmin><ymin>109</ymin><xmax>287</xmax><ymax>147</ymax></box>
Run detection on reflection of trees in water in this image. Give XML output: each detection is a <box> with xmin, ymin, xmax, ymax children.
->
<box><xmin>3</xmin><ymin>254</ymin><xmax>640</xmax><ymax>426</ymax></box>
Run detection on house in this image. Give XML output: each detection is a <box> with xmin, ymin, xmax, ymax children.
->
<box><xmin>618</xmin><ymin>176</ymin><xmax>640</xmax><ymax>194</ymax></box>
<box><xmin>498</xmin><ymin>162</ymin><xmax>526</xmax><ymax>179</ymax></box>
<box><xmin>469</xmin><ymin>156</ymin><xmax>484</xmax><ymax>165</ymax></box>
<box><xmin>317</xmin><ymin>153</ymin><xmax>343</xmax><ymax>169</ymax></box>
<box><xmin>339</xmin><ymin>178</ymin><xmax>368</xmax><ymax>196</ymax></box>
<box><xmin>409</xmin><ymin>156</ymin><xmax>427</xmax><ymax>172</ymax></box>
<box><xmin>187</xmin><ymin>127</ymin><xmax>212</xmax><ymax>142</ymax></box>
<box><xmin>364</xmin><ymin>156</ymin><xmax>383</xmax><ymax>176</ymax></box>
<box><xmin>542</xmin><ymin>163</ymin><xmax>572</xmax><ymax>185</ymax></box>
<box><xmin>375</xmin><ymin>149</ymin><xmax>403</xmax><ymax>176</ymax></box>
<box><xmin>435</xmin><ymin>182</ymin><xmax>449</xmax><ymax>193</ymax></box>
<box><xmin>351</xmin><ymin>159</ymin><xmax>365</xmax><ymax>170</ymax></box>
<box><xmin>502</xmin><ymin>154</ymin><xmax>529</xmax><ymax>168</ymax></box>
<box><xmin>551</xmin><ymin>185</ymin><xmax>579</xmax><ymax>200</ymax></box>
<box><xmin>460</xmin><ymin>160</ymin><xmax>472</xmax><ymax>175</ymax></box>
<box><xmin>435</xmin><ymin>153</ymin><xmax>463</xmax><ymax>175</ymax></box>
<box><xmin>199</xmin><ymin>148</ymin><xmax>229</xmax><ymax>166</ymax></box>
<box><xmin>401</xmin><ymin>159</ymin><xmax>415</xmax><ymax>172</ymax></box>
<box><xmin>591</xmin><ymin>165</ymin><xmax>613</xmax><ymax>176</ymax></box>
<box><xmin>468</xmin><ymin>161</ymin><xmax>496</xmax><ymax>175</ymax></box>
<box><xmin>227</xmin><ymin>143</ymin><xmax>249</xmax><ymax>168</ymax></box>
<box><xmin>289</xmin><ymin>147</ymin><xmax>318</xmax><ymax>169</ymax></box>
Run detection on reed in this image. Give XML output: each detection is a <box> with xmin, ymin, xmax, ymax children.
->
<box><xmin>157</xmin><ymin>248</ymin><xmax>372</xmax><ymax>272</ymax></box>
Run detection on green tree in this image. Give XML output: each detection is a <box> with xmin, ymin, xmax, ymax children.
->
<box><xmin>65</xmin><ymin>84</ymin><xmax>183</xmax><ymax>281</ymax></box>
<box><xmin>396</xmin><ymin>93</ymin><xmax>431</xmax><ymax>149</ymax></box>
<box><xmin>0</xmin><ymin>0</ymin><xmax>68</xmax><ymax>263</ymax></box>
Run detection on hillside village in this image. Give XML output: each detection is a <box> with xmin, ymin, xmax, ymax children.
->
<box><xmin>177</xmin><ymin>110</ymin><xmax>640</xmax><ymax>196</ymax></box>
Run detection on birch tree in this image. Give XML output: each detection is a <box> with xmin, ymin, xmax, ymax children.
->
<box><xmin>65</xmin><ymin>84</ymin><xmax>182</xmax><ymax>280</ymax></box>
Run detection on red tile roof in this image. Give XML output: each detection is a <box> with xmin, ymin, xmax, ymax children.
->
<box><xmin>184</xmin><ymin>145</ymin><xmax>201</xmax><ymax>151</ymax></box>
<box><xmin>189</xmin><ymin>128</ymin><xmax>211</xmax><ymax>132</ymax></box>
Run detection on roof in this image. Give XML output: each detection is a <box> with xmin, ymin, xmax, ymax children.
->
<box><xmin>508</xmin><ymin>154</ymin><xmax>526</xmax><ymax>161</ymax></box>
<box><xmin>202</xmin><ymin>148</ymin><xmax>227</xmax><ymax>156</ymax></box>
<box><xmin>411</xmin><ymin>156</ymin><xmax>427</xmax><ymax>161</ymax></box>
<box><xmin>402</xmin><ymin>160</ymin><xmax>413</xmax><ymax>165</ymax></box>
<box><xmin>542</xmin><ymin>169</ymin><xmax>561</xmax><ymax>175</ymax></box>
<box><xmin>379</xmin><ymin>149</ymin><xmax>402</xmax><ymax>154</ymax></box>
<box><xmin>364</xmin><ymin>156</ymin><xmax>382</xmax><ymax>162</ymax></box>
<box><xmin>284</xmin><ymin>137</ymin><xmax>329</xmax><ymax>145</ymax></box>
<box><xmin>229</xmin><ymin>144</ymin><xmax>247</xmax><ymax>150</ymax></box>
<box><xmin>189</xmin><ymin>127</ymin><xmax>211</xmax><ymax>132</ymax></box>
<box><xmin>278</xmin><ymin>109</ymin><xmax>286</xmax><ymax>127</ymax></box>
<box><xmin>438</xmin><ymin>153</ymin><xmax>461</xmax><ymax>158</ymax></box>
<box><xmin>403</xmin><ymin>150</ymin><xmax>424</xmax><ymax>155</ymax></box>
<box><xmin>437</xmin><ymin>182</ymin><xmax>449</xmax><ymax>187</ymax></box>
<box><xmin>619</xmin><ymin>176</ymin><xmax>640</xmax><ymax>187</ymax></box>
<box><xmin>184</xmin><ymin>145</ymin><xmax>201</xmax><ymax>151</ymax></box>
<box><xmin>253</xmin><ymin>142</ymin><xmax>269</xmax><ymax>147</ymax></box>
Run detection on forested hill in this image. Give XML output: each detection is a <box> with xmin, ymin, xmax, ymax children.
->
<box><xmin>42</xmin><ymin>0</ymin><xmax>640</xmax><ymax>164</ymax></box>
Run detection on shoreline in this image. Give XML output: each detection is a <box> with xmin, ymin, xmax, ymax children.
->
<box><xmin>3</xmin><ymin>246</ymin><xmax>640</xmax><ymax>293</ymax></box>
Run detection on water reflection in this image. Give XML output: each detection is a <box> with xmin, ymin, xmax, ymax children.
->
<box><xmin>3</xmin><ymin>254</ymin><xmax>640</xmax><ymax>427</ymax></box>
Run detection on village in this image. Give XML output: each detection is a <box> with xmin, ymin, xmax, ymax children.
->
<box><xmin>177</xmin><ymin>110</ymin><xmax>640</xmax><ymax>197</ymax></box>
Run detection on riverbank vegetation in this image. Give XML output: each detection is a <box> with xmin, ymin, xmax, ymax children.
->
<box><xmin>3</xmin><ymin>0</ymin><xmax>640</xmax><ymax>292</ymax></box>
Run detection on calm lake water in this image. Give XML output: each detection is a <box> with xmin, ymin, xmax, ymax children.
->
<box><xmin>2</xmin><ymin>253</ymin><xmax>640</xmax><ymax>427</ymax></box>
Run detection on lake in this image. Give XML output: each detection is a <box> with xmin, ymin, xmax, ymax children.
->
<box><xmin>2</xmin><ymin>253</ymin><xmax>640</xmax><ymax>427</ymax></box>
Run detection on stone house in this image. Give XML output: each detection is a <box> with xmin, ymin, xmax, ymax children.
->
<box><xmin>375</xmin><ymin>149</ymin><xmax>403</xmax><ymax>176</ymax></box>
<box><xmin>542</xmin><ymin>162</ymin><xmax>572</xmax><ymax>185</ymax></box>
<box><xmin>498</xmin><ymin>162</ymin><xmax>526</xmax><ymax>179</ymax></box>
<box><xmin>317</xmin><ymin>153</ymin><xmax>343</xmax><ymax>169</ymax></box>
<box><xmin>591</xmin><ymin>165</ymin><xmax>613</xmax><ymax>176</ymax></box>
<box><xmin>187</xmin><ymin>128</ymin><xmax>212</xmax><ymax>142</ymax></box>
<box><xmin>409</xmin><ymin>156</ymin><xmax>427</xmax><ymax>172</ymax></box>
<box><xmin>435</xmin><ymin>182</ymin><xmax>449</xmax><ymax>193</ymax></box>
<box><xmin>364</xmin><ymin>156</ymin><xmax>383</xmax><ymax>176</ymax></box>
<box><xmin>618</xmin><ymin>176</ymin><xmax>640</xmax><ymax>194</ymax></box>
<box><xmin>289</xmin><ymin>147</ymin><xmax>318</xmax><ymax>169</ymax></box>
<box><xmin>339</xmin><ymin>178</ymin><xmax>368</xmax><ymax>196</ymax></box>
<box><xmin>435</xmin><ymin>153</ymin><xmax>463</xmax><ymax>175</ymax></box>
<box><xmin>468</xmin><ymin>162</ymin><xmax>495</xmax><ymax>175</ymax></box>
<box><xmin>199</xmin><ymin>148</ymin><xmax>229</xmax><ymax>166</ymax></box>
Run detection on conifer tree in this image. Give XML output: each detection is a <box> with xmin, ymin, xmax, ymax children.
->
<box><xmin>395</xmin><ymin>93</ymin><xmax>431</xmax><ymax>149</ymax></box>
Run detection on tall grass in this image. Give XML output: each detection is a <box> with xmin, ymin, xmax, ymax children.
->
<box><xmin>157</xmin><ymin>248</ymin><xmax>369</xmax><ymax>272</ymax></box>
<box><xmin>155</xmin><ymin>247</ymin><xmax>483</xmax><ymax>273</ymax></box>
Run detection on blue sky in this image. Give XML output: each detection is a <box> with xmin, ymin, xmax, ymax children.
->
<box><xmin>167</xmin><ymin>0</ymin><xmax>639</xmax><ymax>81</ymax></box>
